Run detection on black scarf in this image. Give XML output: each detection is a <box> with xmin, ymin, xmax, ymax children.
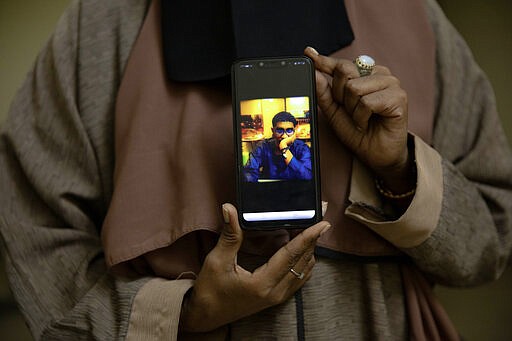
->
<box><xmin>162</xmin><ymin>0</ymin><xmax>354</xmax><ymax>82</ymax></box>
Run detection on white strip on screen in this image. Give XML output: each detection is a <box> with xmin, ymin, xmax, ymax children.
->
<box><xmin>243</xmin><ymin>210</ymin><xmax>315</xmax><ymax>221</ymax></box>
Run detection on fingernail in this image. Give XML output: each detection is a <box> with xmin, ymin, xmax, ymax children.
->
<box><xmin>222</xmin><ymin>204</ymin><xmax>230</xmax><ymax>224</ymax></box>
<box><xmin>306</xmin><ymin>46</ymin><xmax>319</xmax><ymax>56</ymax></box>
<box><xmin>321</xmin><ymin>201</ymin><xmax>328</xmax><ymax>217</ymax></box>
<box><xmin>320</xmin><ymin>224</ymin><xmax>331</xmax><ymax>237</ymax></box>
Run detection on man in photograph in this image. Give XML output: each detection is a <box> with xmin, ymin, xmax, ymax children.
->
<box><xmin>243</xmin><ymin>111</ymin><xmax>312</xmax><ymax>182</ymax></box>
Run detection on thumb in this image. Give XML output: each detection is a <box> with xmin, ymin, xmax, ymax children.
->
<box><xmin>214</xmin><ymin>203</ymin><xmax>244</xmax><ymax>260</ymax></box>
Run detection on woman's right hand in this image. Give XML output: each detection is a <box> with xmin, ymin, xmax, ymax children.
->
<box><xmin>179</xmin><ymin>203</ymin><xmax>331</xmax><ymax>333</ymax></box>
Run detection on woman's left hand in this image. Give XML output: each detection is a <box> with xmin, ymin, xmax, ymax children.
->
<box><xmin>304</xmin><ymin>47</ymin><xmax>414</xmax><ymax>193</ymax></box>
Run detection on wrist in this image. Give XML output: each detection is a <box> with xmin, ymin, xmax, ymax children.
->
<box><xmin>179</xmin><ymin>289</ymin><xmax>227</xmax><ymax>333</ymax></box>
<box><xmin>375</xmin><ymin>176</ymin><xmax>415</xmax><ymax>200</ymax></box>
<box><xmin>374</xmin><ymin>137</ymin><xmax>416</xmax><ymax>197</ymax></box>
<box><xmin>179</xmin><ymin>289</ymin><xmax>193</xmax><ymax>332</ymax></box>
<box><xmin>377</xmin><ymin>158</ymin><xmax>416</xmax><ymax>194</ymax></box>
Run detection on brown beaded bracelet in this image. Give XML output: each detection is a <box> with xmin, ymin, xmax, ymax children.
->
<box><xmin>374</xmin><ymin>178</ymin><xmax>416</xmax><ymax>199</ymax></box>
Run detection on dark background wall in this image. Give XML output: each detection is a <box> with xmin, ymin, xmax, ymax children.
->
<box><xmin>1</xmin><ymin>1</ymin><xmax>511</xmax><ymax>340</ymax></box>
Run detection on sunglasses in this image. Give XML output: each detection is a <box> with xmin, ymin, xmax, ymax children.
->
<box><xmin>275</xmin><ymin>127</ymin><xmax>295</xmax><ymax>135</ymax></box>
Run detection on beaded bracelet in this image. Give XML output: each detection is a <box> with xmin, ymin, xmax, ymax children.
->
<box><xmin>374</xmin><ymin>178</ymin><xmax>416</xmax><ymax>199</ymax></box>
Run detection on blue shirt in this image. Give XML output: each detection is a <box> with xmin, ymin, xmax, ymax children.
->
<box><xmin>243</xmin><ymin>139</ymin><xmax>312</xmax><ymax>182</ymax></box>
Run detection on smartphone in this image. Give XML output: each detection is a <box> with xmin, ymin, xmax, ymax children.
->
<box><xmin>232</xmin><ymin>56</ymin><xmax>321</xmax><ymax>230</ymax></box>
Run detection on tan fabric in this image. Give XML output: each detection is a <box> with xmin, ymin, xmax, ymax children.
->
<box><xmin>126</xmin><ymin>278</ymin><xmax>193</xmax><ymax>341</ymax></box>
<box><xmin>347</xmin><ymin>135</ymin><xmax>444</xmax><ymax>248</ymax></box>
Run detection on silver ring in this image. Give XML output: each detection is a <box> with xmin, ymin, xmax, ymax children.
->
<box><xmin>354</xmin><ymin>55</ymin><xmax>375</xmax><ymax>77</ymax></box>
<box><xmin>290</xmin><ymin>268</ymin><xmax>304</xmax><ymax>280</ymax></box>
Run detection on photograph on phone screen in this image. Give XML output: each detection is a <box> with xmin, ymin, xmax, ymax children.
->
<box><xmin>240</xmin><ymin>96</ymin><xmax>312</xmax><ymax>183</ymax></box>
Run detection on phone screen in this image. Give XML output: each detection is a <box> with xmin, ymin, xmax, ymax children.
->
<box><xmin>232</xmin><ymin>56</ymin><xmax>321</xmax><ymax>229</ymax></box>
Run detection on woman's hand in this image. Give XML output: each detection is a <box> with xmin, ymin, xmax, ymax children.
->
<box><xmin>179</xmin><ymin>203</ymin><xmax>331</xmax><ymax>333</ymax></box>
<box><xmin>304</xmin><ymin>47</ymin><xmax>414</xmax><ymax>194</ymax></box>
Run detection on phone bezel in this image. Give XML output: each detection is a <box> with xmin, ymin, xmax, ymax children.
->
<box><xmin>231</xmin><ymin>56</ymin><xmax>322</xmax><ymax>230</ymax></box>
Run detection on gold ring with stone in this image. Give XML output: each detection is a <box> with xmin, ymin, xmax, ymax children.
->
<box><xmin>354</xmin><ymin>55</ymin><xmax>375</xmax><ymax>77</ymax></box>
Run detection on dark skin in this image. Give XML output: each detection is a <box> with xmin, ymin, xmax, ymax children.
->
<box><xmin>180</xmin><ymin>47</ymin><xmax>415</xmax><ymax>332</ymax></box>
<box><xmin>180</xmin><ymin>204</ymin><xmax>331</xmax><ymax>332</ymax></box>
<box><xmin>304</xmin><ymin>47</ymin><xmax>416</xmax><ymax>201</ymax></box>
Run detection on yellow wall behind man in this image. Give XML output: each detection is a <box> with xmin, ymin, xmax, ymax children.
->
<box><xmin>0</xmin><ymin>1</ymin><xmax>511</xmax><ymax>340</ymax></box>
